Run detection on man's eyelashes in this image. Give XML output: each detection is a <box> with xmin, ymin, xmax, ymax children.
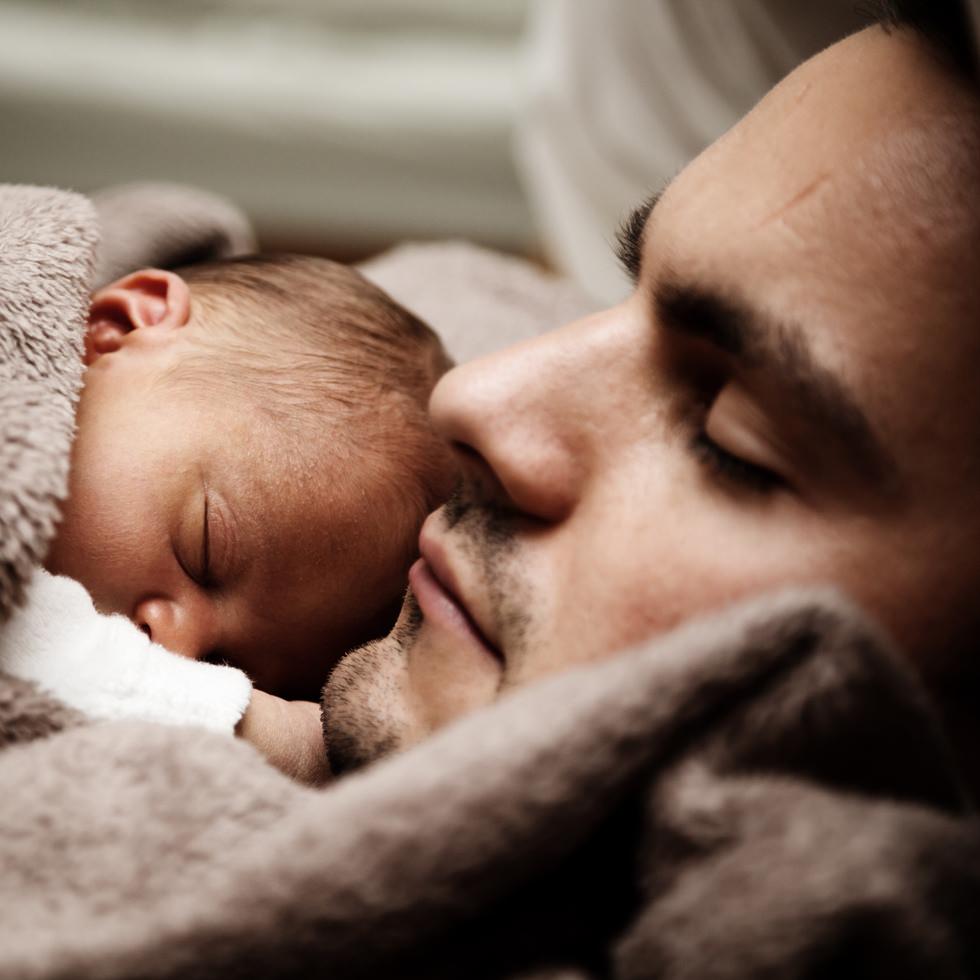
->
<box><xmin>615</xmin><ymin>192</ymin><xmax>661</xmax><ymax>283</ymax></box>
<box><xmin>690</xmin><ymin>431</ymin><xmax>783</xmax><ymax>495</ymax></box>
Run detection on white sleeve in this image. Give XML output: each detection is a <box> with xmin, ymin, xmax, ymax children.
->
<box><xmin>0</xmin><ymin>569</ymin><xmax>253</xmax><ymax>733</ymax></box>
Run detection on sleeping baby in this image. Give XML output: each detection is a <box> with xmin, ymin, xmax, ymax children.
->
<box><xmin>0</xmin><ymin>254</ymin><xmax>456</xmax><ymax>778</ymax></box>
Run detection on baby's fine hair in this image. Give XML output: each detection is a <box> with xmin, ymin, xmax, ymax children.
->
<box><xmin>171</xmin><ymin>253</ymin><xmax>456</xmax><ymax>558</ymax></box>
<box><xmin>175</xmin><ymin>253</ymin><xmax>451</xmax><ymax>419</ymax></box>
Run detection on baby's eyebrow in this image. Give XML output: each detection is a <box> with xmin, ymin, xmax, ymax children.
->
<box><xmin>654</xmin><ymin>275</ymin><xmax>903</xmax><ymax>495</ymax></box>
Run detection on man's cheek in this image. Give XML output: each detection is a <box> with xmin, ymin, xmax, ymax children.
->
<box><xmin>557</xmin><ymin>524</ymin><xmax>742</xmax><ymax>663</ymax></box>
<box><xmin>512</xmin><ymin>548</ymin><xmax>671</xmax><ymax>682</ymax></box>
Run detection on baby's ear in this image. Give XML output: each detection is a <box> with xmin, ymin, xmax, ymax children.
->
<box><xmin>85</xmin><ymin>268</ymin><xmax>191</xmax><ymax>365</ymax></box>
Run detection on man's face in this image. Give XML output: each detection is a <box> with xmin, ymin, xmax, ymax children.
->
<box><xmin>324</xmin><ymin>26</ymin><xmax>980</xmax><ymax>771</ymax></box>
<box><xmin>46</xmin><ymin>322</ymin><xmax>410</xmax><ymax>699</ymax></box>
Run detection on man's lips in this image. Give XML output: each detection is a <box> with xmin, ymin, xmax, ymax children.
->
<box><xmin>410</xmin><ymin>538</ymin><xmax>502</xmax><ymax>662</ymax></box>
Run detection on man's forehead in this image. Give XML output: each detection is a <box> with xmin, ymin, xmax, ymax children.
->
<box><xmin>678</xmin><ymin>27</ymin><xmax>980</xmax><ymax>223</ymax></box>
<box><xmin>658</xmin><ymin>28</ymin><xmax>980</xmax><ymax>318</ymax></box>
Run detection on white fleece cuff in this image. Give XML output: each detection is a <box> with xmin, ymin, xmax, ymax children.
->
<box><xmin>0</xmin><ymin>569</ymin><xmax>253</xmax><ymax>733</ymax></box>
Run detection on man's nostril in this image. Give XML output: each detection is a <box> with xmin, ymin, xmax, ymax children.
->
<box><xmin>138</xmin><ymin>623</ymin><xmax>151</xmax><ymax>638</ymax></box>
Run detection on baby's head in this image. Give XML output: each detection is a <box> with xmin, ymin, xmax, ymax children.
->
<box><xmin>46</xmin><ymin>255</ymin><xmax>456</xmax><ymax>697</ymax></box>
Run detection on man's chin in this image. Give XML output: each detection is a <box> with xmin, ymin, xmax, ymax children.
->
<box><xmin>322</xmin><ymin>592</ymin><xmax>423</xmax><ymax>776</ymax></box>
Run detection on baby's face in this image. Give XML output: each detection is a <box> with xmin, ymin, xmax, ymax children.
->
<box><xmin>47</xmin><ymin>306</ymin><xmax>414</xmax><ymax>699</ymax></box>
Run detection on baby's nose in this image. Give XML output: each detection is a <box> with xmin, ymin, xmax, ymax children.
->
<box><xmin>133</xmin><ymin>597</ymin><xmax>209</xmax><ymax>660</ymax></box>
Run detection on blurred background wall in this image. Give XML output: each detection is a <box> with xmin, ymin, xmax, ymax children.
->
<box><xmin>0</xmin><ymin>1</ymin><xmax>869</xmax><ymax>302</ymax></box>
<box><xmin>0</xmin><ymin>0</ymin><xmax>534</xmax><ymax>260</ymax></box>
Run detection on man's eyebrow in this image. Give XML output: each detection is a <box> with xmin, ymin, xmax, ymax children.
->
<box><xmin>615</xmin><ymin>189</ymin><xmax>665</xmax><ymax>284</ymax></box>
<box><xmin>654</xmin><ymin>278</ymin><xmax>902</xmax><ymax>492</ymax></box>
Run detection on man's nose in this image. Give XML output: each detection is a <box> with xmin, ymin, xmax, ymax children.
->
<box><xmin>429</xmin><ymin>312</ymin><xmax>619</xmax><ymax>523</ymax></box>
<box><xmin>133</xmin><ymin>596</ymin><xmax>215</xmax><ymax>661</ymax></box>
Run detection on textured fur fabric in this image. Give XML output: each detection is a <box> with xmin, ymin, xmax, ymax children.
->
<box><xmin>0</xmin><ymin>185</ymin><xmax>96</xmax><ymax>621</ymax></box>
<box><xmin>361</xmin><ymin>241</ymin><xmax>597</xmax><ymax>363</ymax></box>
<box><xmin>0</xmin><ymin>591</ymin><xmax>977</xmax><ymax>978</ymax></box>
<box><xmin>90</xmin><ymin>181</ymin><xmax>256</xmax><ymax>290</ymax></box>
<box><xmin>0</xmin><ymin>672</ymin><xmax>83</xmax><ymax>748</ymax></box>
<box><xmin>1</xmin><ymin>183</ymin><xmax>979</xmax><ymax>978</ymax></box>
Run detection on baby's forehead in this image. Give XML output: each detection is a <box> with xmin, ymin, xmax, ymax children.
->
<box><xmin>215</xmin><ymin>413</ymin><xmax>421</xmax><ymax>549</ymax></box>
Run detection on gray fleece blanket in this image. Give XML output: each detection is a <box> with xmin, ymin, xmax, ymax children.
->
<box><xmin>1</xmin><ymin>183</ymin><xmax>979</xmax><ymax>979</ymax></box>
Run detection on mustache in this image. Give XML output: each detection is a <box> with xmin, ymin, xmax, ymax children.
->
<box><xmin>436</xmin><ymin>479</ymin><xmax>531</xmax><ymax>661</ymax></box>
<box><xmin>442</xmin><ymin>480</ymin><xmax>522</xmax><ymax>542</ymax></box>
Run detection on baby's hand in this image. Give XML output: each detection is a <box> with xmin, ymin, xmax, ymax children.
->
<box><xmin>236</xmin><ymin>690</ymin><xmax>331</xmax><ymax>785</ymax></box>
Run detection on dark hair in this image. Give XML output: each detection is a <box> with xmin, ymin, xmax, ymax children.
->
<box><xmin>864</xmin><ymin>0</ymin><xmax>979</xmax><ymax>82</ymax></box>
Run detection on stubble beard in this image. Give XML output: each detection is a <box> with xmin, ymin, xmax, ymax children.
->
<box><xmin>322</xmin><ymin>593</ymin><xmax>423</xmax><ymax>776</ymax></box>
<box><xmin>323</xmin><ymin>486</ymin><xmax>532</xmax><ymax>776</ymax></box>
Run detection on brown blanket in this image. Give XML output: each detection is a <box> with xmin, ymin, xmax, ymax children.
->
<box><xmin>1</xmin><ymin>184</ymin><xmax>978</xmax><ymax>979</ymax></box>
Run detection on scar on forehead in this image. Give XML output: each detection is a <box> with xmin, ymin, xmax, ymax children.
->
<box><xmin>791</xmin><ymin>80</ymin><xmax>814</xmax><ymax>109</ymax></box>
<box><xmin>757</xmin><ymin>172</ymin><xmax>831</xmax><ymax>229</ymax></box>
